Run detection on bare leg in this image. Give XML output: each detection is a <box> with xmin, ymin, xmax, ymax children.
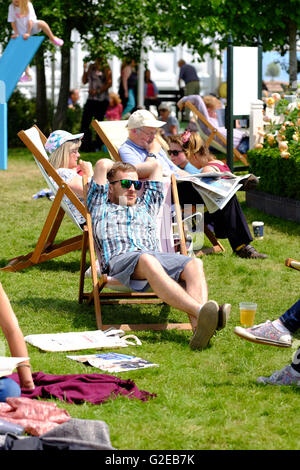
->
<box><xmin>0</xmin><ymin>283</ymin><xmax>34</xmax><ymax>389</ymax></box>
<box><xmin>37</xmin><ymin>20</ymin><xmax>63</xmax><ymax>45</ymax></box>
<box><xmin>179</xmin><ymin>258</ymin><xmax>208</xmax><ymax>305</ymax></box>
<box><xmin>25</xmin><ymin>66</ymin><xmax>31</xmax><ymax>78</ymax></box>
<box><xmin>132</xmin><ymin>254</ymin><xmax>203</xmax><ymax>328</ymax></box>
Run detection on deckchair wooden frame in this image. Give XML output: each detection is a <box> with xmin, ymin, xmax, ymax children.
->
<box><xmin>78</xmin><ymin>173</ymin><xmax>193</xmax><ymax>331</ymax></box>
<box><xmin>91</xmin><ymin>119</ymin><xmax>225</xmax><ymax>256</ymax></box>
<box><xmin>0</xmin><ymin>125</ymin><xmax>85</xmax><ymax>272</ymax></box>
<box><xmin>285</xmin><ymin>258</ymin><xmax>300</xmax><ymax>271</ymax></box>
<box><xmin>181</xmin><ymin>101</ymin><xmax>249</xmax><ymax>167</ymax></box>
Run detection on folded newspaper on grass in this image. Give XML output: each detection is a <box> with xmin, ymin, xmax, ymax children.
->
<box><xmin>0</xmin><ymin>357</ymin><xmax>29</xmax><ymax>377</ymax></box>
<box><xmin>25</xmin><ymin>329</ymin><xmax>141</xmax><ymax>352</ymax></box>
<box><xmin>67</xmin><ymin>352</ymin><xmax>158</xmax><ymax>373</ymax></box>
<box><xmin>177</xmin><ymin>172</ymin><xmax>251</xmax><ymax>213</ymax></box>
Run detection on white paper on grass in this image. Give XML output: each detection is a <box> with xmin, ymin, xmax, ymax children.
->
<box><xmin>24</xmin><ymin>329</ymin><xmax>141</xmax><ymax>352</ymax></box>
<box><xmin>0</xmin><ymin>357</ymin><xmax>29</xmax><ymax>377</ymax></box>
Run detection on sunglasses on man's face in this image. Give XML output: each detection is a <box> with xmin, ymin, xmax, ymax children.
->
<box><xmin>110</xmin><ymin>179</ymin><xmax>143</xmax><ymax>190</ymax></box>
<box><xmin>167</xmin><ymin>149</ymin><xmax>182</xmax><ymax>156</ymax></box>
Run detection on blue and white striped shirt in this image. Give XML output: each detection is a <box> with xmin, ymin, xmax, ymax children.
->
<box><xmin>87</xmin><ymin>179</ymin><xmax>164</xmax><ymax>273</ymax></box>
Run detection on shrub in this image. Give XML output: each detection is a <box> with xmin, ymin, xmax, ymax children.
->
<box><xmin>7</xmin><ymin>90</ymin><xmax>37</xmax><ymax>147</ymax></box>
<box><xmin>248</xmin><ymin>145</ymin><xmax>300</xmax><ymax>200</ymax></box>
<box><xmin>248</xmin><ymin>96</ymin><xmax>300</xmax><ymax>200</ymax></box>
<box><xmin>7</xmin><ymin>90</ymin><xmax>55</xmax><ymax>147</ymax></box>
<box><xmin>65</xmin><ymin>104</ymin><xmax>82</xmax><ymax>135</ymax></box>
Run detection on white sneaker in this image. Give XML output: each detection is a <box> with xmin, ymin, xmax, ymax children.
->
<box><xmin>234</xmin><ymin>320</ymin><xmax>292</xmax><ymax>348</ymax></box>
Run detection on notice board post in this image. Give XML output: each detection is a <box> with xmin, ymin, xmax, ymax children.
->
<box><xmin>226</xmin><ymin>35</ymin><xmax>262</xmax><ymax>172</ymax></box>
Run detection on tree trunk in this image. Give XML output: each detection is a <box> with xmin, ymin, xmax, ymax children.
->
<box><xmin>288</xmin><ymin>19</ymin><xmax>297</xmax><ymax>90</ymax></box>
<box><xmin>35</xmin><ymin>47</ymin><xmax>49</xmax><ymax>135</ymax></box>
<box><xmin>52</xmin><ymin>28</ymin><xmax>72</xmax><ymax>129</ymax></box>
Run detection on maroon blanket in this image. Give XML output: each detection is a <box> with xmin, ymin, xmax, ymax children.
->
<box><xmin>9</xmin><ymin>371</ymin><xmax>156</xmax><ymax>405</ymax></box>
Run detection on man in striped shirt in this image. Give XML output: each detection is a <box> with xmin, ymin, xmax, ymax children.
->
<box><xmin>87</xmin><ymin>158</ymin><xmax>231</xmax><ymax>350</ymax></box>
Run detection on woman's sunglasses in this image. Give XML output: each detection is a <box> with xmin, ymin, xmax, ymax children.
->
<box><xmin>167</xmin><ymin>149</ymin><xmax>182</xmax><ymax>156</ymax></box>
<box><xmin>110</xmin><ymin>179</ymin><xmax>143</xmax><ymax>190</ymax></box>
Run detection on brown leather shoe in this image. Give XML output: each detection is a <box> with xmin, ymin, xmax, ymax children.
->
<box><xmin>235</xmin><ymin>244</ymin><xmax>268</xmax><ymax>259</ymax></box>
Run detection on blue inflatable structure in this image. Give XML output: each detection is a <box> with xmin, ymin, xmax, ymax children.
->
<box><xmin>0</xmin><ymin>36</ymin><xmax>44</xmax><ymax>170</ymax></box>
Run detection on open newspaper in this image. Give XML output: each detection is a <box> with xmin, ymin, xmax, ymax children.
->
<box><xmin>176</xmin><ymin>172</ymin><xmax>251</xmax><ymax>213</ymax></box>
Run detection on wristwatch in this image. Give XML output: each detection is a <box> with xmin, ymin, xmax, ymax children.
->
<box><xmin>148</xmin><ymin>153</ymin><xmax>157</xmax><ymax>159</ymax></box>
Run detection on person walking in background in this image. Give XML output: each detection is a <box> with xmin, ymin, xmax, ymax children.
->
<box><xmin>144</xmin><ymin>69</ymin><xmax>160</xmax><ymax>114</ymax></box>
<box><xmin>118</xmin><ymin>58</ymin><xmax>137</xmax><ymax>117</ymax></box>
<box><xmin>177</xmin><ymin>59</ymin><xmax>200</xmax><ymax>121</ymax></box>
<box><xmin>8</xmin><ymin>0</ymin><xmax>63</xmax><ymax>82</ymax></box>
<box><xmin>80</xmin><ymin>58</ymin><xmax>112</xmax><ymax>152</ymax></box>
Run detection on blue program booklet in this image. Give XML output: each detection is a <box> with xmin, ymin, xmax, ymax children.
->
<box><xmin>67</xmin><ymin>352</ymin><xmax>159</xmax><ymax>372</ymax></box>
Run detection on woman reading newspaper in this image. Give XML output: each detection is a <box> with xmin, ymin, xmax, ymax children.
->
<box><xmin>170</xmin><ymin>132</ymin><xmax>267</xmax><ymax>259</ymax></box>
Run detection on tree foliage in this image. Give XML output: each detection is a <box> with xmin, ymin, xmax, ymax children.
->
<box><xmin>0</xmin><ymin>0</ymin><xmax>299</xmax><ymax>130</ymax></box>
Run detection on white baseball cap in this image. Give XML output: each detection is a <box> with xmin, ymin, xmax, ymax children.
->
<box><xmin>127</xmin><ymin>110</ymin><xmax>165</xmax><ymax>130</ymax></box>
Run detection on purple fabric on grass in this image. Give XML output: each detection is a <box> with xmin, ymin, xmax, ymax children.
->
<box><xmin>9</xmin><ymin>371</ymin><xmax>156</xmax><ymax>405</ymax></box>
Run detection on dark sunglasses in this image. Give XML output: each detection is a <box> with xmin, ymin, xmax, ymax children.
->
<box><xmin>167</xmin><ymin>149</ymin><xmax>182</xmax><ymax>156</ymax></box>
<box><xmin>110</xmin><ymin>179</ymin><xmax>143</xmax><ymax>190</ymax></box>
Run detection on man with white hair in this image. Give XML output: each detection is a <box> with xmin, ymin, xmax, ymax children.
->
<box><xmin>119</xmin><ymin>110</ymin><xmax>267</xmax><ymax>259</ymax></box>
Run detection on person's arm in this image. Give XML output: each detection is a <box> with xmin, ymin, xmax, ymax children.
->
<box><xmin>92</xmin><ymin>158</ymin><xmax>114</xmax><ymax>186</ymax></box>
<box><xmin>169</xmin><ymin>125</ymin><xmax>178</xmax><ymax>135</ymax></box>
<box><xmin>138</xmin><ymin>159</ymin><xmax>163</xmax><ymax>182</ymax></box>
<box><xmin>82</xmin><ymin>63</ymin><xmax>90</xmax><ymax>85</ymax></box>
<box><xmin>68</xmin><ymin>175</ymin><xmax>85</xmax><ymax>198</ymax></box>
<box><xmin>121</xmin><ymin>65</ymin><xmax>131</xmax><ymax>97</ymax></box>
<box><xmin>58</xmin><ymin>167</ymin><xmax>91</xmax><ymax>199</ymax></box>
<box><xmin>10</xmin><ymin>21</ymin><xmax>19</xmax><ymax>38</ymax></box>
<box><xmin>101</xmin><ymin>66</ymin><xmax>112</xmax><ymax>93</ymax></box>
<box><xmin>176</xmin><ymin>167</ymin><xmax>191</xmax><ymax>177</ymax></box>
<box><xmin>8</xmin><ymin>5</ymin><xmax>18</xmax><ymax>37</ymax></box>
<box><xmin>200</xmin><ymin>165</ymin><xmax>219</xmax><ymax>174</ymax></box>
<box><xmin>23</xmin><ymin>19</ymin><xmax>33</xmax><ymax>39</ymax></box>
<box><xmin>0</xmin><ymin>283</ymin><xmax>34</xmax><ymax>389</ymax></box>
<box><xmin>77</xmin><ymin>159</ymin><xmax>93</xmax><ymax>178</ymax></box>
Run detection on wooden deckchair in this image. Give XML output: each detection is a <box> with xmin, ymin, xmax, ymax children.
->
<box><xmin>180</xmin><ymin>100</ymin><xmax>249</xmax><ymax>167</ymax></box>
<box><xmin>285</xmin><ymin>258</ymin><xmax>300</xmax><ymax>271</ymax></box>
<box><xmin>0</xmin><ymin>126</ymin><xmax>85</xmax><ymax>272</ymax></box>
<box><xmin>78</xmin><ymin>173</ymin><xmax>193</xmax><ymax>331</ymax></box>
<box><xmin>92</xmin><ymin>119</ymin><xmax>225</xmax><ymax>255</ymax></box>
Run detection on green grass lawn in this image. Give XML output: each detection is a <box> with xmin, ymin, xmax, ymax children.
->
<box><xmin>0</xmin><ymin>147</ymin><xmax>300</xmax><ymax>450</ymax></box>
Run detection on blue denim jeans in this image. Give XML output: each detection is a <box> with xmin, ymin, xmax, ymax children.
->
<box><xmin>0</xmin><ymin>377</ymin><xmax>21</xmax><ymax>402</ymax></box>
<box><xmin>280</xmin><ymin>299</ymin><xmax>300</xmax><ymax>333</ymax></box>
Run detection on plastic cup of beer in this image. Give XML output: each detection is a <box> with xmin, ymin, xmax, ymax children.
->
<box><xmin>239</xmin><ymin>302</ymin><xmax>257</xmax><ymax>328</ymax></box>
